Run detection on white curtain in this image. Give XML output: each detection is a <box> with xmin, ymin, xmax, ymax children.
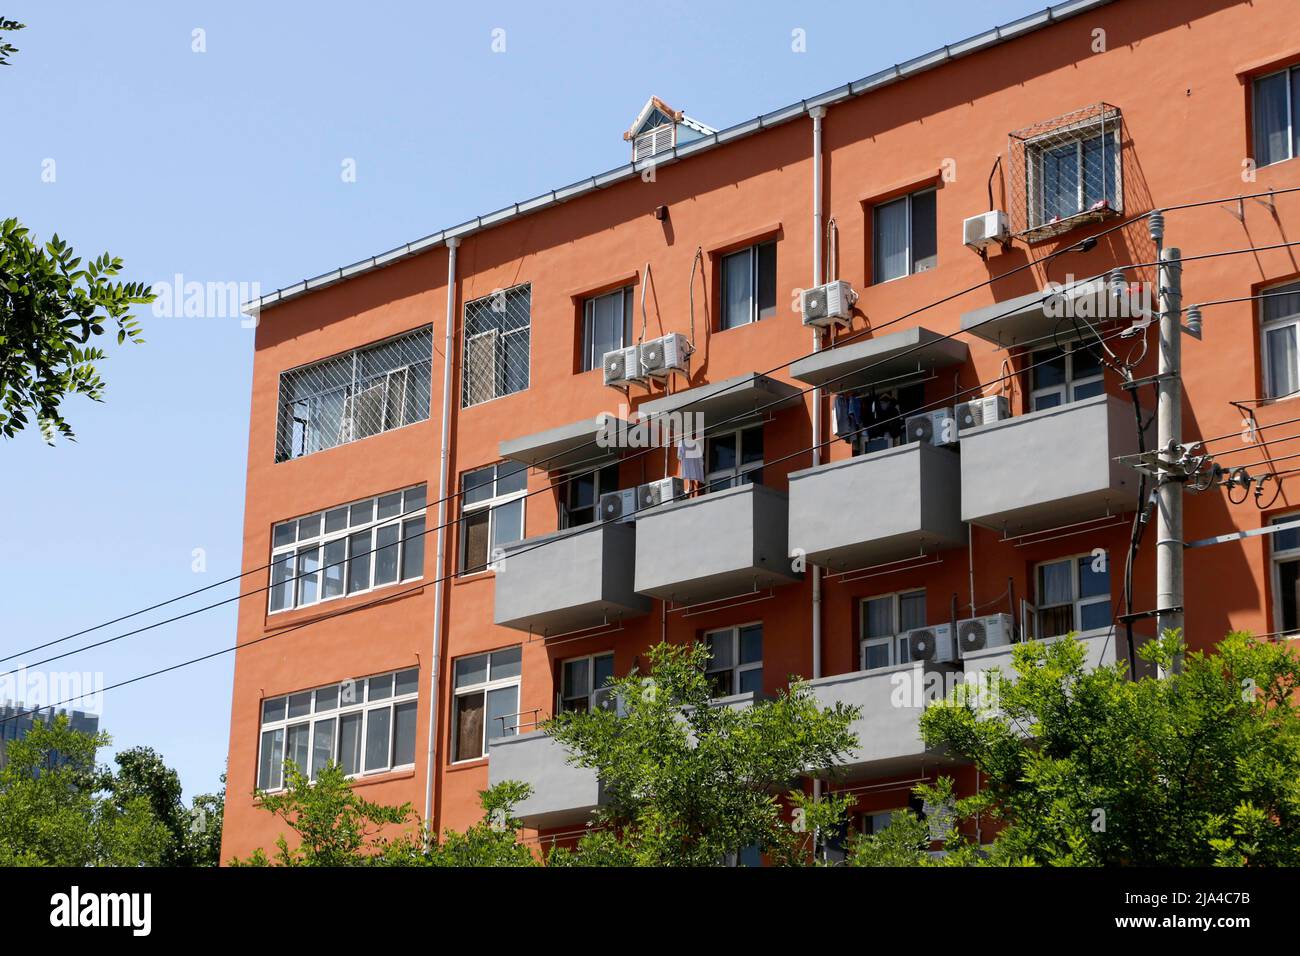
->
<box><xmin>874</xmin><ymin>198</ymin><xmax>909</xmax><ymax>281</ymax></box>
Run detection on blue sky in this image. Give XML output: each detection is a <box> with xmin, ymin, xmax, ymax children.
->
<box><xmin>3</xmin><ymin>0</ymin><xmax>1044</xmax><ymax>798</ymax></box>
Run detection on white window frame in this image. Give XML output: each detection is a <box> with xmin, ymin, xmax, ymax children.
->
<box><xmin>558</xmin><ymin>651</ymin><xmax>615</xmax><ymax>713</ymax></box>
<box><xmin>1253</xmin><ymin>66</ymin><xmax>1298</xmax><ymax>168</ymax></box>
<box><xmin>702</xmin><ymin>623</ymin><xmax>764</xmax><ymax>698</ymax></box>
<box><xmin>1270</xmin><ymin>513</ymin><xmax>1300</xmax><ymax>637</ymax></box>
<box><xmin>459</xmin><ymin>462</ymin><xmax>527</xmax><ymax>575</ymax></box>
<box><xmin>451</xmin><ymin>647</ymin><xmax>522</xmax><ymax>763</ymax></box>
<box><xmin>872</xmin><ymin>187</ymin><xmax>937</xmax><ymax>284</ymax></box>
<box><xmin>1028</xmin><ymin>344</ymin><xmax>1105</xmax><ymax>411</ymax></box>
<box><xmin>705</xmin><ymin>423</ymin><xmax>764</xmax><ymax>493</ymax></box>
<box><xmin>1260</xmin><ymin>279</ymin><xmax>1300</xmax><ymax>400</ymax></box>
<box><xmin>256</xmin><ymin>667</ymin><xmax>419</xmax><ymax>792</ymax></box>
<box><xmin>1034</xmin><ymin>553</ymin><xmax>1111</xmax><ymax>639</ymax></box>
<box><xmin>719</xmin><ymin>240</ymin><xmax>777</xmax><ymax>330</ymax></box>
<box><xmin>1025</xmin><ymin>124</ymin><xmax>1122</xmax><ymax>230</ymax></box>
<box><xmin>581</xmin><ymin>286</ymin><xmax>635</xmax><ymax>373</ymax></box>
<box><xmin>268</xmin><ymin>485</ymin><xmax>427</xmax><ymax>614</ymax></box>
<box><xmin>859</xmin><ymin>589</ymin><xmax>927</xmax><ymax>670</ymax></box>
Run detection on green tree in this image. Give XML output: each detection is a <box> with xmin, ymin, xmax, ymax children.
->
<box><xmin>187</xmin><ymin>770</ymin><xmax>226</xmax><ymax>867</ymax></box>
<box><xmin>0</xmin><ymin>19</ymin><xmax>153</xmax><ymax>443</ymax></box>
<box><xmin>858</xmin><ymin>631</ymin><xmax>1300</xmax><ymax>866</ymax></box>
<box><xmin>0</xmin><ymin>714</ymin><xmax>170</xmax><ymax>866</ymax></box>
<box><xmin>543</xmin><ymin>641</ymin><xmax>860</xmax><ymax>866</ymax></box>
<box><xmin>233</xmin><ymin>762</ymin><xmax>416</xmax><ymax>866</ymax></box>
<box><xmin>380</xmin><ymin>781</ymin><xmax>540</xmax><ymax>867</ymax></box>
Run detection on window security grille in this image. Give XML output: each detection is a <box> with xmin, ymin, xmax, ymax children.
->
<box><xmin>275</xmin><ymin>326</ymin><xmax>433</xmax><ymax>462</ymax></box>
<box><xmin>1007</xmin><ymin>104</ymin><xmax>1124</xmax><ymax>241</ymax></box>
<box><xmin>462</xmin><ymin>285</ymin><xmax>531</xmax><ymax>408</ymax></box>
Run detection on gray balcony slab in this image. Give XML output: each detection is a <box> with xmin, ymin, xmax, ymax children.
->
<box><xmin>633</xmin><ymin>483</ymin><xmax>801</xmax><ymax>604</ymax></box>
<box><xmin>789</xmin><ymin>442</ymin><xmax>964</xmax><ymax>571</ymax></box>
<box><xmin>494</xmin><ymin>522</ymin><xmax>650</xmax><ymax>635</ymax></box>
<box><xmin>787</xmin><ymin>326</ymin><xmax>967</xmax><ymax>391</ymax></box>
<box><xmin>487</xmin><ymin>731</ymin><xmax>604</xmax><ymax>829</ymax></box>
<box><xmin>637</xmin><ymin>371</ymin><xmax>803</xmax><ymax>426</ymax></box>
<box><xmin>959</xmin><ymin>277</ymin><xmax>1154</xmax><ymax>349</ymax></box>
<box><xmin>499</xmin><ymin>414</ymin><xmax>625</xmax><ymax>470</ymax></box>
<box><xmin>960</xmin><ymin>394</ymin><xmax>1146</xmax><ymax>534</ymax></box>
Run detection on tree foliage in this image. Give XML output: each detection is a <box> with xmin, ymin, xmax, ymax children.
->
<box><xmin>859</xmin><ymin>631</ymin><xmax>1300</xmax><ymax>866</ymax></box>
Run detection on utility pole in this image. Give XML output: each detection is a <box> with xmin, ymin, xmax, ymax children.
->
<box><xmin>1152</xmin><ymin>211</ymin><xmax>1185</xmax><ymax>666</ymax></box>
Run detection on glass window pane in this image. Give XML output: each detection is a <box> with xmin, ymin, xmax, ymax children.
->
<box><xmin>739</xmin><ymin>668</ymin><xmax>763</xmax><ymax>696</ymax></box>
<box><xmin>323</xmin><ymin>537</ymin><xmax>347</xmax><ymax>599</ymax></box>
<box><xmin>454</xmin><ymin>654</ymin><xmax>489</xmax><ymax>689</ymax></box>
<box><xmin>1254</xmin><ymin>71</ymin><xmax>1291</xmax><ymax>166</ymax></box>
<box><xmin>1071</xmin><ymin>345</ymin><xmax>1103</xmax><ymax>378</ymax></box>
<box><xmin>273</xmin><ymin>522</ymin><xmax>296</xmax><ymax>548</ymax></box>
<box><xmin>490</xmin><ymin>646</ymin><xmax>522</xmax><ymax>680</ymax></box>
<box><xmin>1041</xmin><ymin>141</ymin><xmax>1080</xmax><ymax>222</ymax></box>
<box><xmin>377</xmin><ymin>492</ymin><xmax>402</xmax><ymax>520</ymax></box>
<box><xmin>315</xmin><ymin>684</ymin><xmax>338</xmax><ymax>712</ymax></box>
<box><xmin>497</xmin><ymin>461</ymin><xmax>528</xmax><ymax>496</ymax></box>
<box><xmin>1072</xmin><ymin>379</ymin><xmax>1105</xmax><ymax>401</ymax></box>
<box><xmin>404</xmin><ymin>485</ymin><xmax>427</xmax><ymax>513</ymax></box>
<box><xmin>708</xmin><ymin>433</ymin><xmax>737</xmax><ymax>473</ymax></box>
<box><xmin>864</xmin><ymin>597</ymin><xmax>895</xmax><ymax>639</ymax></box>
<box><xmin>310</xmin><ymin>718</ymin><xmax>335</xmax><ymax>781</ymax></box>
<box><xmin>338</xmin><ymin>712</ymin><xmax>363</xmax><ymax>774</ymax></box>
<box><xmin>297</xmin><ymin>513</ymin><xmax>322</xmax><ymax>540</ymax></box>
<box><xmin>1267</xmin><ymin>325</ymin><xmax>1299</xmax><ymax>399</ymax></box>
<box><xmin>593</xmin><ymin>653</ymin><xmax>615</xmax><ymax>689</ymax></box>
<box><xmin>1274</xmin><ymin>515</ymin><xmax>1300</xmax><ymax>553</ymax></box>
<box><xmin>562</xmin><ymin>659</ymin><xmax>589</xmax><ymax>699</ymax></box>
<box><xmin>1079</xmin><ymin>601</ymin><xmax>1110</xmax><ymax>631</ymax></box>
<box><xmin>261</xmin><ymin>696</ymin><xmax>286</xmax><ymax>723</ymax></box>
<box><xmin>401</xmin><ymin>518</ymin><xmax>425</xmax><ymax>579</ymax></box>
<box><xmin>707</xmin><ymin>631</ymin><xmax>735</xmax><ymax>671</ymax></box>
<box><xmin>1032</xmin><ymin>390</ymin><xmax>1064</xmax><ymax>411</ymax></box>
<box><xmin>1279</xmin><ymin>558</ymin><xmax>1300</xmax><ymax>633</ymax></box>
<box><xmin>1032</xmin><ymin>348</ymin><xmax>1068</xmax><ymax>390</ymax></box>
<box><xmin>455</xmin><ymin>693</ymin><xmax>484</xmax><ymax>761</ymax></box>
<box><xmin>485</xmin><ymin>686</ymin><xmax>519</xmax><ymax>747</ymax></box>
<box><xmin>325</xmin><ymin>507</ymin><xmax>348</xmax><ymax>534</ymax></box>
<box><xmin>269</xmin><ymin>553</ymin><xmax>294</xmax><ymax>612</ymax></box>
<box><xmin>739</xmin><ymin>625</ymin><xmax>763</xmax><ymax>665</ymax></box>
<box><xmin>722</xmin><ymin>248</ymin><xmax>754</xmax><ymax>329</ymax></box>
<box><xmin>462</xmin><ymin>510</ymin><xmax>489</xmax><ymax>573</ymax></box>
<box><xmin>1039</xmin><ymin>561</ymin><xmax>1073</xmax><ymax>605</ymax></box>
<box><xmin>874</xmin><ymin>198</ymin><xmax>909</xmax><ymax>282</ymax></box>
<box><xmin>741</xmin><ymin>426</ymin><xmax>764</xmax><ymax>466</ymax></box>
<box><xmin>394</xmin><ymin>668</ymin><xmax>419</xmax><ymax>697</ymax></box>
<box><xmin>347</xmin><ymin>531</ymin><xmax>371</xmax><ymax>592</ymax></box>
<box><xmin>258</xmin><ymin>728</ymin><xmax>284</xmax><ymax>790</ymax></box>
<box><xmin>1078</xmin><ymin>554</ymin><xmax>1110</xmax><ymax>599</ymax></box>
<box><xmin>339</xmin><ymin>677</ymin><xmax>363</xmax><ymax>707</ymax></box>
<box><xmin>373</xmin><ymin>522</ymin><xmax>400</xmax><ymax>586</ymax></box>
<box><xmin>910</xmin><ymin>190</ymin><xmax>937</xmax><ymax>272</ymax></box>
<box><xmin>364</xmin><ymin>706</ymin><xmax>392</xmax><ymax>771</ymax></box>
<box><xmin>899</xmin><ymin>591</ymin><xmax>927</xmax><ymax>631</ymax></box>
<box><xmin>286</xmin><ymin>722</ymin><xmax>310</xmax><ymax>776</ymax></box>
<box><xmin>756</xmin><ymin>241</ymin><xmax>777</xmax><ymax>320</ymax></box>
<box><xmin>393</xmin><ymin>701</ymin><xmax>418</xmax><ymax>767</ymax></box>
<box><xmin>296</xmin><ymin>546</ymin><xmax>321</xmax><ymax>605</ymax></box>
<box><xmin>462</xmin><ymin>467</ymin><xmax>495</xmax><ymax>505</ymax></box>
<box><xmin>349</xmin><ymin>499</ymin><xmax>374</xmax><ymax>526</ymax></box>
<box><xmin>287</xmin><ymin>691</ymin><xmax>313</xmax><ymax>719</ymax></box>
<box><xmin>1039</xmin><ymin>605</ymin><xmax>1074</xmax><ymax>638</ymax></box>
<box><xmin>491</xmin><ymin>498</ymin><xmax>524</xmax><ymax>551</ymax></box>
<box><xmin>368</xmin><ymin>673</ymin><xmax>394</xmax><ymax>701</ymax></box>
<box><xmin>863</xmin><ymin>641</ymin><xmax>891</xmax><ymax>670</ymax></box>
<box><xmin>1263</xmin><ymin>281</ymin><xmax>1300</xmax><ymax>323</ymax></box>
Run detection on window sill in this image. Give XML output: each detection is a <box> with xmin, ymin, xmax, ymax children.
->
<box><xmin>446</xmin><ymin>756</ymin><xmax>489</xmax><ymax>772</ymax></box>
<box><xmin>1019</xmin><ymin>205</ymin><xmax>1123</xmax><ymax>246</ymax></box>
<box><xmin>452</xmin><ymin>570</ymin><xmax>496</xmax><ymax>586</ymax></box>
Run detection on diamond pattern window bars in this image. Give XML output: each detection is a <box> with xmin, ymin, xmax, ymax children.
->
<box><xmin>275</xmin><ymin>326</ymin><xmax>433</xmax><ymax>462</ymax></box>
<box><xmin>1007</xmin><ymin>103</ymin><xmax>1124</xmax><ymax>242</ymax></box>
<box><xmin>462</xmin><ymin>284</ymin><xmax>531</xmax><ymax>408</ymax></box>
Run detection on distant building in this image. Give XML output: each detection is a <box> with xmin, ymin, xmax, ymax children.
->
<box><xmin>0</xmin><ymin>703</ymin><xmax>100</xmax><ymax>770</ymax></box>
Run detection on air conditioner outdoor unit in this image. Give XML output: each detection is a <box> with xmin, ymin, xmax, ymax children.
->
<box><xmin>955</xmin><ymin>395</ymin><xmax>1011</xmax><ymax>434</ymax></box>
<box><xmin>800</xmin><ymin>280</ymin><xmax>858</xmax><ymax>329</ymax></box>
<box><xmin>904</xmin><ymin>408</ymin><xmax>956</xmax><ymax>447</ymax></box>
<box><xmin>638</xmin><ymin>476</ymin><xmax>685</xmax><ymax>510</ymax></box>
<box><xmin>589</xmin><ymin>685</ymin><xmax>626</xmax><ymax>716</ymax></box>
<box><xmin>639</xmin><ymin>332</ymin><xmax>691</xmax><ymax>381</ymax></box>
<box><xmin>956</xmin><ymin>613</ymin><xmax>1015</xmax><ymax>655</ymax></box>
<box><xmin>963</xmin><ymin>210</ymin><xmax>1010</xmax><ymax>251</ymax></box>
<box><xmin>602</xmin><ymin>345</ymin><xmax>645</xmax><ymax>388</ymax></box>
<box><xmin>904</xmin><ymin>624</ymin><xmax>956</xmax><ymax>664</ymax></box>
<box><xmin>598</xmin><ymin>488</ymin><xmax>638</xmax><ymax>523</ymax></box>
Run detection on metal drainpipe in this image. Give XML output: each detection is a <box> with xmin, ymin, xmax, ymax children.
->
<box><xmin>423</xmin><ymin>236</ymin><xmax>459</xmax><ymax>827</ymax></box>
<box><xmin>809</xmin><ymin>105</ymin><xmax>826</xmax><ymax>849</ymax></box>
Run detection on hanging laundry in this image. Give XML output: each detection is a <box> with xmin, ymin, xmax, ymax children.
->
<box><xmin>678</xmin><ymin>438</ymin><xmax>705</xmax><ymax>483</ymax></box>
<box><xmin>833</xmin><ymin>393</ymin><xmax>859</xmax><ymax>441</ymax></box>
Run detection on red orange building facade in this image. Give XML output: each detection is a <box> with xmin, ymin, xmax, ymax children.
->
<box><xmin>221</xmin><ymin>0</ymin><xmax>1300</xmax><ymax>860</ymax></box>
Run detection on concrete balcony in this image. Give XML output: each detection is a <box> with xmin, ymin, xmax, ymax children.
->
<box><xmin>788</xmin><ymin>442</ymin><xmax>964</xmax><ymax>571</ymax></box>
<box><xmin>960</xmin><ymin>394</ymin><xmax>1145</xmax><ymax>534</ymax></box>
<box><xmin>494</xmin><ymin>522</ymin><xmax>651</xmax><ymax>636</ymax></box>
<box><xmin>962</xmin><ymin>628</ymin><xmax>1152</xmax><ymax>680</ymax></box>
<box><xmin>487</xmin><ymin>731</ymin><xmax>604</xmax><ymax>830</ymax></box>
<box><xmin>633</xmin><ymin>483</ymin><xmax>801</xmax><ymax>604</ymax></box>
<box><xmin>807</xmin><ymin>662</ymin><xmax>961</xmax><ymax>779</ymax></box>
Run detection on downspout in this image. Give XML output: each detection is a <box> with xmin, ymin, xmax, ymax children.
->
<box><xmin>423</xmin><ymin>236</ymin><xmax>459</xmax><ymax>826</ymax></box>
<box><xmin>809</xmin><ymin>105</ymin><xmax>826</xmax><ymax>855</ymax></box>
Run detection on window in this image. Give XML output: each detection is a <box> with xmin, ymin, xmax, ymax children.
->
<box><xmin>860</xmin><ymin>590</ymin><xmax>927</xmax><ymax>670</ymax></box>
<box><xmin>1270</xmin><ymin>514</ymin><xmax>1300</xmax><ymax>636</ymax></box>
<box><xmin>559</xmin><ymin>652</ymin><xmax>615</xmax><ymax>712</ymax></box>
<box><xmin>1253</xmin><ymin>66</ymin><xmax>1300</xmax><ymax>168</ymax></box>
<box><xmin>268</xmin><ymin>485</ymin><xmax>427</xmax><ymax>613</ymax></box>
<box><xmin>580</xmin><ymin>286</ymin><xmax>634</xmax><ymax>372</ymax></box>
<box><xmin>1260</xmin><ymin>280</ymin><xmax>1300</xmax><ymax>399</ymax></box>
<box><xmin>562</xmin><ymin>462</ymin><xmax>620</xmax><ymax>528</ymax></box>
<box><xmin>720</xmin><ymin>241</ymin><xmax>777</xmax><ymax>330</ymax></box>
<box><xmin>256</xmin><ymin>667</ymin><xmax>419</xmax><ymax>791</ymax></box>
<box><xmin>703</xmin><ymin>624</ymin><xmax>763</xmax><ymax>698</ymax></box>
<box><xmin>705</xmin><ymin>424</ymin><xmax>764</xmax><ymax>492</ymax></box>
<box><xmin>1027</xmin><ymin>127</ymin><xmax>1120</xmax><ymax>230</ymax></box>
<box><xmin>873</xmin><ymin>187</ymin><xmax>937</xmax><ymax>283</ymax></box>
<box><xmin>459</xmin><ymin>462</ymin><xmax>527</xmax><ymax>574</ymax></box>
<box><xmin>1035</xmin><ymin>554</ymin><xmax>1111</xmax><ymax>638</ymax></box>
<box><xmin>1028</xmin><ymin>343</ymin><xmax>1104</xmax><ymax>411</ymax></box>
<box><xmin>275</xmin><ymin>327</ymin><xmax>433</xmax><ymax>462</ymax></box>
<box><xmin>452</xmin><ymin>647</ymin><xmax>522</xmax><ymax>761</ymax></box>
<box><xmin>463</xmin><ymin>285</ymin><xmax>531</xmax><ymax>408</ymax></box>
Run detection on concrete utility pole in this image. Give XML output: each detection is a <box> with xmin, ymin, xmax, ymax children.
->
<box><xmin>1152</xmin><ymin>213</ymin><xmax>1185</xmax><ymax>663</ymax></box>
